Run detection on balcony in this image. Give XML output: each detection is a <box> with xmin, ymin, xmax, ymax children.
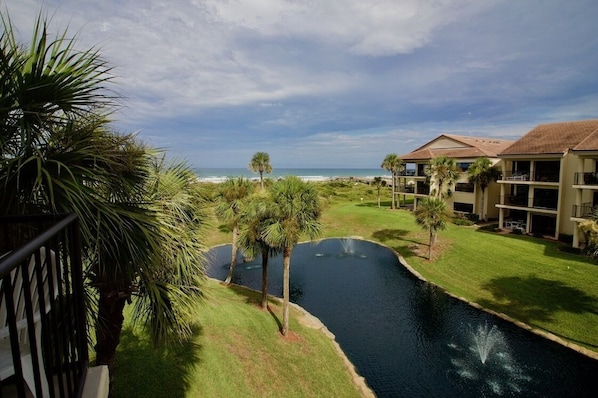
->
<box><xmin>573</xmin><ymin>172</ymin><xmax>598</xmax><ymax>186</ymax></box>
<box><xmin>572</xmin><ymin>202</ymin><xmax>597</xmax><ymax>219</ymax></box>
<box><xmin>0</xmin><ymin>214</ymin><xmax>89</xmax><ymax>397</ymax></box>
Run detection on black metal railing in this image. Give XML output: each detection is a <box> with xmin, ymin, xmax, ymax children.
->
<box><xmin>572</xmin><ymin>202</ymin><xmax>596</xmax><ymax>218</ymax></box>
<box><xmin>533</xmin><ymin>171</ymin><xmax>559</xmax><ymax>183</ymax></box>
<box><xmin>532</xmin><ymin>197</ymin><xmax>558</xmax><ymax>210</ymax></box>
<box><xmin>503</xmin><ymin>195</ymin><xmax>529</xmax><ymax>207</ymax></box>
<box><xmin>573</xmin><ymin>172</ymin><xmax>598</xmax><ymax>185</ymax></box>
<box><xmin>0</xmin><ymin>214</ymin><xmax>88</xmax><ymax>397</ymax></box>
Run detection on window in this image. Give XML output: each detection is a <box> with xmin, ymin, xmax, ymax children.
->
<box><xmin>453</xmin><ymin>202</ymin><xmax>474</xmax><ymax>213</ymax></box>
<box><xmin>456</xmin><ymin>162</ymin><xmax>472</xmax><ymax>172</ymax></box>
<box><xmin>455</xmin><ymin>182</ymin><xmax>475</xmax><ymax>193</ymax></box>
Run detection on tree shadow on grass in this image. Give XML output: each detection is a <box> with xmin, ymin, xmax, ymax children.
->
<box><xmin>113</xmin><ymin>323</ymin><xmax>203</xmax><ymax>397</ymax></box>
<box><xmin>228</xmin><ymin>284</ymin><xmax>284</xmax><ymax>333</ymax></box>
<box><xmin>478</xmin><ymin>274</ymin><xmax>598</xmax><ymax>327</ymax></box>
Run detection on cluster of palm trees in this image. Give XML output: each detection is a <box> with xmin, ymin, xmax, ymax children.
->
<box><xmin>216</xmin><ymin>156</ymin><xmax>322</xmax><ymax>336</ymax></box>
<box><xmin>0</xmin><ymin>13</ymin><xmax>208</xmax><ymax>381</ymax></box>
<box><xmin>381</xmin><ymin>153</ymin><xmax>499</xmax><ymax>260</ymax></box>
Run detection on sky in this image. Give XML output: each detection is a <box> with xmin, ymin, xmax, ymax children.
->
<box><xmin>3</xmin><ymin>0</ymin><xmax>598</xmax><ymax>169</ymax></box>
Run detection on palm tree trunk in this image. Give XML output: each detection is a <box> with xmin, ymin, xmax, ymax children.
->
<box><xmin>391</xmin><ymin>173</ymin><xmax>396</xmax><ymax>209</ymax></box>
<box><xmin>428</xmin><ymin>229</ymin><xmax>433</xmax><ymax>259</ymax></box>
<box><xmin>481</xmin><ymin>187</ymin><xmax>486</xmax><ymax>221</ymax></box>
<box><xmin>225</xmin><ymin>224</ymin><xmax>239</xmax><ymax>284</ymax></box>
<box><xmin>95</xmin><ymin>289</ymin><xmax>127</xmax><ymax>386</ymax></box>
<box><xmin>261</xmin><ymin>248</ymin><xmax>269</xmax><ymax>309</ymax></box>
<box><xmin>282</xmin><ymin>246</ymin><xmax>292</xmax><ymax>336</ymax></box>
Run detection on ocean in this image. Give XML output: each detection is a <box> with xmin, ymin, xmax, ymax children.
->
<box><xmin>195</xmin><ymin>168</ymin><xmax>389</xmax><ymax>183</ymax></box>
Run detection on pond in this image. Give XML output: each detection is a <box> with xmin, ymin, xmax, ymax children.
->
<box><xmin>207</xmin><ymin>238</ymin><xmax>598</xmax><ymax>397</ymax></box>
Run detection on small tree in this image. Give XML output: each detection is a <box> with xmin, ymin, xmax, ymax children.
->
<box><xmin>215</xmin><ymin>177</ymin><xmax>254</xmax><ymax>284</ymax></box>
<box><xmin>249</xmin><ymin>152</ymin><xmax>273</xmax><ymax>189</ymax></box>
<box><xmin>468</xmin><ymin>157</ymin><xmax>500</xmax><ymax>221</ymax></box>
<box><xmin>414</xmin><ymin>197</ymin><xmax>453</xmax><ymax>260</ymax></box>
<box><xmin>263</xmin><ymin>176</ymin><xmax>322</xmax><ymax>336</ymax></box>
<box><xmin>372</xmin><ymin>177</ymin><xmax>386</xmax><ymax>208</ymax></box>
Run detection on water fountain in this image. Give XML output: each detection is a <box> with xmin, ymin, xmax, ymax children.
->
<box><xmin>340</xmin><ymin>237</ymin><xmax>355</xmax><ymax>254</ymax></box>
<box><xmin>472</xmin><ymin>323</ymin><xmax>504</xmax><ymax>364</ymax></box>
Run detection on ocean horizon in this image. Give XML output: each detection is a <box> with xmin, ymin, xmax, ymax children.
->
<box><xmin>195</xmin><ymin>167</ymin><xmax>390</xmax><ymax>182</ymax></box>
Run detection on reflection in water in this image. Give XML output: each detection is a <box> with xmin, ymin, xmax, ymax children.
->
<box><xmin>207</xmin><ymin>238</ymin><xmax>598</xmax><ymax>397</ymax></box>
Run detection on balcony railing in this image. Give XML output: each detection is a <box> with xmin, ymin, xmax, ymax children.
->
<box><xmin>572</xmin><ymin>202</ymin><xmax>596</xmax><ymax>218</ymax></box>
<box><xmin>573</xmin><ymin>172</ymin><xmax>598</xmax><ymax>185</ymax></box>
<box><xmin>0</xmin><ymin>214</ymin><xmax>88</xmax><ymax>397</ymax></box>
<box><xmin>500</xmin><ymin>171</ymin><xmax>530</xmax><ymax>181</ymax></box>
<box><xmin>500</xmin><ymin>171</ymin><xmax>560</xmax><ymax>183</ymax></box>
<box><xmin>532</xmin><ymin>197</ymin><xmax>558</xmax><ymax>210</ymax></box>
<box><xmin>397</xmin><ymin>185</ymin><xmax>415</xmax><ymax>194</ymax></box>
<box><xmin>503</xmin><ymin>195</ymin><xmax>529</xmax><ymax>207</ymax></box>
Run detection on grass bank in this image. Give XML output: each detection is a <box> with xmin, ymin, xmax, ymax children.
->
<box><xmin>113</xmin><ymin>279</ymin><xmax>364</xmax><ymax>397</ymax></box>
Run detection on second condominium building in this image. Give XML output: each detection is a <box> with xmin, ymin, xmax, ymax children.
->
<box><xmin>496</xmin><ymin>119</ymin><xmax>598</xmax><ymax>247</ymax></box>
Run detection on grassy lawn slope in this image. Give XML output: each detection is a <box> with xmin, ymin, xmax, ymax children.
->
<box><xmin>113</xmin><ymin>279</ymin><xmax>364</xmax><ymax>397</ymax></box>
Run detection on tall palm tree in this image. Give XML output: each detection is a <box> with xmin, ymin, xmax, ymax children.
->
<box><xmin>215</xmin><ymin>177</ymin><xmax>254</xmax><ymax>284</ymax></box>
<box><xmin>0</xmin><ymin>13</ymin><xmax>208</xmax><ymax>380</ymax></box>
<box><xmin>381</xmin><ymin>154</ymin><xmax>404</xmax><ymax>209</ymax></box>
<box><xmin>426</xmin><ymin>156</ymin><xmax>459</xmax><ymax>199</ymax></box>
<box><xmin>237</xmin><ymin>190</ymin><xmax>280</xmax><ymax>309</ymax></box>
<box><xmin>414</xmin><ymin>197</ymin><xmax>453</xmax><ymax>260</ymax></box>
<box><xmin>468</xmin><ymin>157</ymin><xmax>500</xmax><ymax>221</ymax></box>
<box><xmin>249</xmin><ymin>152</ymin><xmax>273</xmax><ymax>189</ymax></box>
<box><xmin>263</xmin><ymin>176</ymin><xmax>322</xmax><ymax>336</ymax></box>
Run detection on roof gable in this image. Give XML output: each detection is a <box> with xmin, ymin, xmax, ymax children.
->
<box><xmin>400</xmin><ymin>134</ymin><xmax>515</xmax><ymax>161</ymax></box>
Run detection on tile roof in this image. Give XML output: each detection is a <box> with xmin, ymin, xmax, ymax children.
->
<box><xmin>399</xmin><ymin>134</ymin><xmax>515</xmax><ymax>161</ymax></box>
<box><xmin>499</xmin><ymin>119</ymin><xmax>598</xmax><ymax>156</ymax></box>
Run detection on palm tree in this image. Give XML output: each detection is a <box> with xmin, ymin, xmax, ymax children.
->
<box><xmin>381</xmin><ymin>154</ymin><xmax>404</xmax><ymax>209</ymax></box>
<box><xmin>468</xmin><ymin>157</ymin><xmax>500</xmax><ymax>221</ymax></box>
<box><xmin>237</xmin><ymin>190</ymin><xmax>280</xmax><ymax>309</ymax></box>
<box><xmin>372</xmin><ymin>177</ymin><xmax>386</xmax><ymax>208</ymax></box>
<box><xmin>0</xmin><ymin>13</ymin><xmax>208</xmax><ymax>380</ymax></box>
<box><xmin>137</xmin><ymin>158</ymin><xmax>208</xmax><ymax>344</ymax></box>
<box><xmin>215</xmin><ymin>177</ymin><xmax>254</xmax><ymax>284</ymax></box>
<box><xmin>426</xmin><ymin>156</ymin><xmax>459</xmax><ymax>199</ymax></box>
<box><xmin>263</xmin><ymin>176</ymin><xmax>322</xmax><ymax>336</ymax></box>
<box><xmin>249</xmin><ymin>152</ymin><xmax>273</xmax><ymax>189</ymax></box>
<box><xmin>414</xmin><ymin>197</ymin><xmax>453</xmax><ymax>260</ymax></box>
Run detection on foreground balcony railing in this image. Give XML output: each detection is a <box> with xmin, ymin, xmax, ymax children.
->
<box><xmin>0</xmin><ymin>214</ymin><xmax>88</xmax><ymax>397</ymax></box>
<box><xmin>572</xmin><ymin>203</ymin><xmax>597</xmax><ymax>218</ymax></box>
<box><xmin>573</xmin><ymin>172</ymin><xmax>598</xmax><ymax>185</ymax></box>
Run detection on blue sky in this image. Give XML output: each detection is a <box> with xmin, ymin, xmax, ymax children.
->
<box><xmin>5</xmin><ymin>0</ymin><xmax>598</xmax><ymax>168</ymax></box>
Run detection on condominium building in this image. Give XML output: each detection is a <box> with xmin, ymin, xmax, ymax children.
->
<box><xmin>496</xmin><ymin>119</ymin><xmax>598</xmax><ymax>247</ymax></box>
<box><xmin>398</xmin><ymin>134</ymin><xmax>515</xmax><ymax>219</ymax></box>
